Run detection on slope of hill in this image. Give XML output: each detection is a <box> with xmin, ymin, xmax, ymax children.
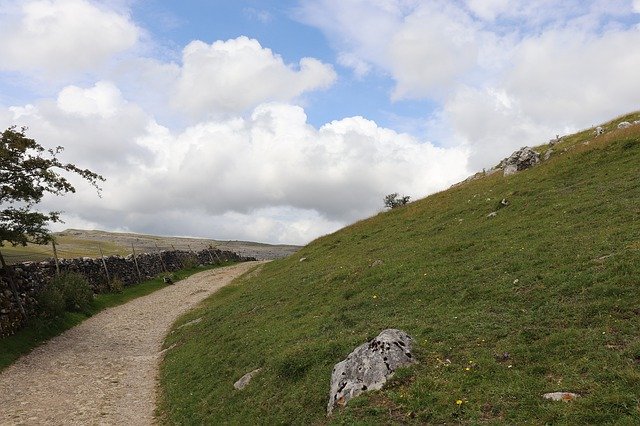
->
<box><xmin>0</xmin><ymin>229</ymin><xmax>299</xmax><ymax>264</ymax></box>
<box><xmin>158</xmin><ymin>113</ymin><xmax>640</xmax><ymax>424</ymax></box>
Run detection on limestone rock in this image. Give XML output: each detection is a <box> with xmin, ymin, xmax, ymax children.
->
<box><xmin>542</xmin><ymin>391</ymin><xmax>580</xmax><ymax>402</ymax></box>
<box><xmin>594</xmin><ymin>126</ymin><xmax>605</xmax><ymax>136</ymax></box>
<box><xmin>327</xmin><ymin>329</ymin><xmax>415</xmax><ymax>415</ymax></box>
<box><xmin>487</xmin><ymin>211</ymin><xmax>498</xmax><ymax>218</ymax></box>
<box><xmin>234</xmin><ymin>368</ymin><xmax>261</xmax><ymax>390</ymax></box>
<box><xmin>618</xmin><ymin>121</ymin><xmax>632</xmax><ymax>129</ymax></box>
<box><xmin>543</xmin><ymin>149</ymin><xmax>553</xmax><ymax>161</ymax></box>
<box><xmin>500</xmin><ymin>147</ymin><xmax>540</xmax><ymax>176</ymax></box>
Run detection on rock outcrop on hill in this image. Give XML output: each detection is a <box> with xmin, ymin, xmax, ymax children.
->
<box><xmin>499</xmin><ymin>147</ymin><xmax>541</xmax><ymax>176</ymax></box>
<box><xmin>327</xmin><ymin>329</ymin><xmax>416</xmax><ymax>415</ymax></box>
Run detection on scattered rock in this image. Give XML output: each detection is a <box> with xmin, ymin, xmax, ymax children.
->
<box><xmin>543</xmin><ymin>149</ymin><xmax>553</xmax><ymax>161</ymax></box>
<box><xmin>594</xmin><ymin>126</ymin><xmax>605</xmax><ymax>136</ymax></box>
<box><xmin>618</xmin><ymin>121</ymin><xmax>632</xmax><ymax>129</ymax></box>
<box><xmin>494</xmin><ymin>352</ymin><xmax>510</xmax><ymax>362</ymax></box>
<box><xmin>542</xmin><ymin>392</ymin><xmax>580</xmax><ymax>402</ymax></box>
<box><xmin>299</xmin><ymin>257</ymin><xmax>307</xmax><ymax>262</ymax></box>
<box><xmin>500</xmin><ymin>147</ymin><xmax>540</xmax><ymax>176</ymax></box>
<box><xmin>177</xmin><ymin>317</ymin><xmax>202</xmax><ymax>329</ymax></box>
<box><xmin>487</xmin><ymin>212</ymin><xmax>498</xmax><ymax>218</ymax></box>
<box><xmin>233</xmin><ymin>368</ymin><xmax>262</xmax><ymax>390</ymax></box>
<box><xmin>327</xmin><ymin>329</ymin><xmax>416</xmax><ymax>415</ymax></box>
<box><xmin>370</xmin><ymin>259</ymin><xmax>383</xmax><ymax>267</ymax></box>
<box><xmin>634</xmin><ymin>120</ymin><xmax>640</xmax><ymax>125</ymax></box>
<box><xmin>163</xmin><ymin>276</ymin><xmax>174</xmax><ymax>284</ymax></box>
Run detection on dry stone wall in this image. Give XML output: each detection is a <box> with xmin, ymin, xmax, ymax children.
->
<box><xmin>0</xmin><ymin>248</ymin><xmax>255</xmax><ymax>338</ymax></box>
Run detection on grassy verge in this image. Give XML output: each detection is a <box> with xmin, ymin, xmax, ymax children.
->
<box><xmin>0</xmin><ymin>263</ymin><xmax>233</xmax><ymax>372</ymax></box>
<box><xmin>158</xmin><ymin>114</ymin><xmax>640</xmax><ymax>424</ymax></box>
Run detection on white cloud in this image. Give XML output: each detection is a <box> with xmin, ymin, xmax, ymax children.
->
<box><xmin>388</xmin><ymin>3</ymin><xmax>479</xmax><ymax>100</ymax></box>
<box><xmin>173</xmin><ymin>36</ymin><xmax>336</xmax><ymax>118</ymax></box>
<box><xmin>465</xmin><ymin>0</ymin><xmax>510</xmax><ymax>20</ymax></box>
<box><xmin>4</xmin><ymin>82</ymin><xmax>154</xmax><ymax>169</ymax></box>
<box><xmin>635</xmin><ymin>0</ymin><xmax>640</xmax><ymax>13</ymax></box>
<box><xmin>1</xmin><ymin>88</ymin><xmax>469</xmax><ymax>244</ymax></box>
<box><xmin>0</xmin><ymin>0</ymin><xmax>140</xmax><ymax>75</ymax></box>
<box><xmin>297</xmin><ymin>0</ymin><xmax>640</xmax><ymax>168</ymax></box>
<box><xmin>129</xmin><ymin>102</ymin><xmax>469</xmax><ymax>222</ymax></box>
<box><xmin>57</xmin><ymin>81</ymin><xmax>125</xmax><ymax>118</ymax></box>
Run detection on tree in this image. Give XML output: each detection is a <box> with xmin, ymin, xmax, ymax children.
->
<box><xmin>0</xmin><ymin>126</ymin><xmax>104</xmax><ymax>247</ymax></box>
<box><xmin>383</xmin><ymin>193</ymin><xmax>411</xmax><ymax>209</ymax></box>
<box><xmin>0</xmin><ymin>126</ymin><xmax>104</xmax><ymax>318</ymax></box>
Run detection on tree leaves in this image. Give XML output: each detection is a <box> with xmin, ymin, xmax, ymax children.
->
<box><xmin>0</xmin><ymin>127</ymin><xmax>105</xmax><ymax>247</ymax></box>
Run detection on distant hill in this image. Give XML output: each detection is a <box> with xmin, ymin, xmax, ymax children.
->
<box><xmin>1</xmin><ymin>229</ymin><xmax>299</xmax><ymax>264</ymax></box>
<box><xmin>158</xmin><ymin>112</ymin><xmax>640</xmax><ymax>424</ymax></box>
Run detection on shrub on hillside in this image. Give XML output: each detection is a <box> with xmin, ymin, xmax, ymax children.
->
<box><xmin>36</xmin><ymin>283</ymin><xmax>65</xmax><ymax>318</ymax></box>
<box><xmin>107</xmin><ymin>277</ymin><xmax>124</xmax><ymax>294</ymax></box>
<box><xmin>52</xmin><ymin>272</ymin><xmax>94</xmax><ymax>314</ymax></box>
<box><xmin>384</xmin><ymin>193</ymin><xmax>411</xmax><ymax>209</ymax></box>
<box><xmin>182</xmin><ymin>256</ymin><xmax>198</xmax><ymax>270</ymax></box>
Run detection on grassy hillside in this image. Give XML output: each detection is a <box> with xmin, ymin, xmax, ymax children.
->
<box><xmin>158</xmin><ymin>113</ymin><xmax>640</xmax><ymax>424</ymax></box>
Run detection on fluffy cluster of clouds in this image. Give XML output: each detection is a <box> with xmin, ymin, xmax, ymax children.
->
<box><xmin>1</xmin><ymin>0</ymin><xmax>639</xmax><ymax>244</ymax></box>
<box><xmin>297</xmin><ymin>0</ymin><xmax>640</xmax><ymax>167</ymax></box>
<box><xmin>0</xmin><ymin>77</ymin><xmax>468</xmax><ymax>243</ymax></box>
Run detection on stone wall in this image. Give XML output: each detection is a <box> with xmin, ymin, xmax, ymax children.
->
<box><xmin>0</xmin><ymin>248</ymin><xmax>255</xmax><ymax>338</ymax></box>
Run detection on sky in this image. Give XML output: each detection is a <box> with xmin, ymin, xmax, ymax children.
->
<box><xmin>0</xmin><ymin>0</ymin><xmax>639</xmax><ymax>245</ymax></box>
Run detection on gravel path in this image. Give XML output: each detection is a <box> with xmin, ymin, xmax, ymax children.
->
<box><xmin>0</xmin><ymin>262</ymin><xmax>261</xmax><ymax>425</ymax></box>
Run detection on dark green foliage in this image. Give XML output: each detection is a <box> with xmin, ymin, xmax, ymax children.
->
<box><xmin>107</xmin><ymin>277</ymin><xmax>124</xmax><ymax>294</ymax></box>
<box><xmin>0</xmin><ymin>126</ymin><xmax>104</xmax><ymax>247</ymax></box>
<box><xmin>36</xmin><ymin>272</ymin><xmax>94</xmax><ymax>318</ymax></box>
<box><xmin>182</xmin><ymin>256</ymin><xmax>198</xmax><ymax>270</ymax></box>
<box><xmin>51</xmin><ymin>272</ymin><xmax>94</xmax><ymax>314</ymax></box>
<box><xmin>35</xmin><ymin>282</ymin><xmax>65</xmax><ymax>318</ymax></box>
<box><xmin>159</xmin><ymin>113</ymin><xmax>640</xmax><ymax>425</ymax></box>
<box><xmin>384</xmin><ymin>193</ymin><xmax>411</xmax><ymax>209</ymax></box>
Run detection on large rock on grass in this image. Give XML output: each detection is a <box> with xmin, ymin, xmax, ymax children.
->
<box><xmin>327</xmin><ymin>329</ymin><xmax>416</xmax><ymax>415</ymax></box>
<box><xmin>501</xmin><ymin>147</ymin><xmax>541</xmax><ymax>176</ymax></box>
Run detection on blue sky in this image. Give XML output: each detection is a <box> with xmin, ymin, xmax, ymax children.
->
<box><xmin>0</xmin><ymin>0</ymin><xmax>639</xmax><ymax>244</ymax></box>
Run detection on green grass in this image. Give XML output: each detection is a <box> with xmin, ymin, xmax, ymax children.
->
<box><xmin>0</xmin><ymin>264</ymin><xmax>232</xmax><ymax>372</ymax></box>
<box><xmin>158</xmin><ymin>113</ymin><xmax>640</xmax><ymax>425</ymax></box>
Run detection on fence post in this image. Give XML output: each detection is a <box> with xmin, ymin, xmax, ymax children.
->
<box><xmin>51</xmin><ymin>239</ymin><xmax>60</xmax><ymax>276</ymax></box>
<box><xmin>131</xmin><ymin>243</ymin><xmax>142</xmax><ymax>283</ymax></box>
<box><xmin>155</xmin><ymin>243</ymin><xmax>168</xmax><ymax>273</ymax></box>
<box><xmin>187</xmin><ymin>244</ymin><xmax>198</xmax><ymax>265</ymax></box>
<box><xmin>171</xmin><ymin>244</ymin><xmax>184</xmax><ymax>269</ymax></box>
<box><xmin>0</xmin><ymin>250</ymin><xmax>27</xmax><ymax>321</ymax></box>
<box><xmin>212</xmin><ymin>247</ymin><xmax>222</xmax><ymax>263</ymax></box>
<box><xmin>98</xmin><ymin>245</ymin><xmax>111</xmax><ymax>285</ymax></box>
<box><xmin>205</xmin><ymin>245</ymin><xmax>215</xmax><ymax>264</ymax></box>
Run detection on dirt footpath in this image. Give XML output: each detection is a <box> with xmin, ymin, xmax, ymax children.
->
<box><xmin>0</xmin><ymin>262</ymin><xmax>261</xmax><ymax>425</ymax></box>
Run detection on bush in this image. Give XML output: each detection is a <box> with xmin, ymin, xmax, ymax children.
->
<box><xmin>36</xmin><ymin>283</ymin><xmax>65</xmax><ymax>318</ymax></box>
<box><xmin>182</xmin><ymin>256</ymin><xmax>198</xmax><ymax>270</ymax></box>
<box><xmin>384</xmin><ymin>193</ymin><xmax>411</xmax><ymax>209</ymax></box>
<box><xmin>52</xmin><ymin>272</ymin><xmax>94</xmax><ymax>314</ymax></box>
<box><xmin>107</xmin><ymin>277</ymin><xmax>124</xmax><ymax>293</ymax></box>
